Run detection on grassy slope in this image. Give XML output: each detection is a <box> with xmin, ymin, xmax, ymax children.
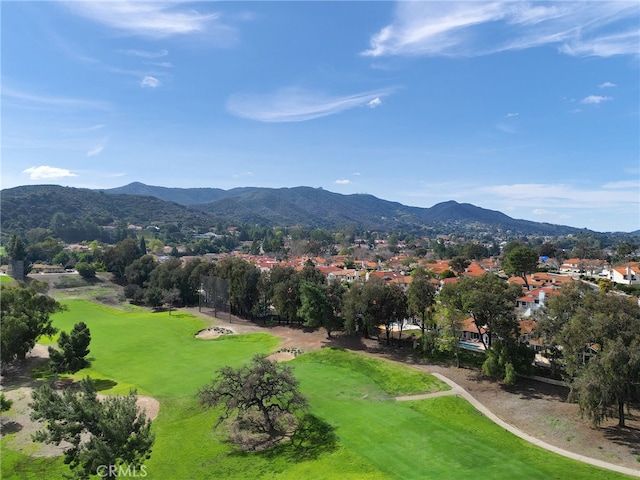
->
<box><xmin>2</xmin><ymin>300</ymin><xmax>632</xmax><ymax>479</ymax></box>
<box><xmin>292</xmin><ymin>352</ymin><xmax>629</xmax><ymax>480</ymax></box>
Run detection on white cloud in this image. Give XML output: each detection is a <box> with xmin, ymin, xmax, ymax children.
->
<box><xmin>532</xmin><ymin>209</ymin><xmax>557</xmax><ymax>216</ymax></box>
<box><xmin>63</xmin><ymin>2</ymin><xmax>221</xmax><ymax>38</ymax></box>
<box><xmin>477</xmin><ymin>183</ymin><xmax>635</xmax><ymax>210</ymax></box>
<box><xmin>2</xmin><ymin>86</ymin><xmax>110</xmax><ymax>111</ymax></box>
<box><xmin>141</xmin><ymin>76</ymin><xmax>161</xmax><ymax>88</ymax></box>
<box><xmin>120</xmin><ymin>49</ymin><xmax>168</xmax><ymax>58</ymax></box>
<box><xmin>87</xmin><ymin>145</ymin><xmax>105</xmax><ymax>157</ymax></box>
<box><xmin>598</xmin><ymin>81</ymin><xmax>618</xmax><ymax>88</ymax></box>
<box><xmin>335</xmin><ymin>179</ymin><xmax>351</xmax><ymax>185</ymax></box>
<box><xmin>362</xmin><ymin>2</ymin><xmax>639</xmax><ymax>58</ymax></box>
<box><xmin>603</xmin><ymin>180</ymin><xmax>640</xmax><ymax>189</ymax></box>
<box><xmin>496</xmin><ymin>123</ymin><xmax>516</xmax><ymax>134</ymax></box>
<box><xmin>580</xmin><ymin>95</ymin><xmax>612</xmax><ymax>104</ymax></box>
<box><xmin>232</xmin><ymin>172</ymin><xmax>253</xmax><ymax>178</ymax></box>
<box><xmin>227</xmin><ymin>86</ymin><xmax>397</xmax><ymax>122</ymax></box>
<box><xmin>147</xmin><ymin>61</ymin><xmax>173</xmax><ymax>68</ymax></box>
<box><xmin>504</xmin><ymin>112</ymin><xmax>519</xmax><ymax>117</ymax></box>
<box><xmin>23</xmin><ymin>166</ymin><xmax>78</xmax><ymax>180</ymax></box>
<box><xmin>368</xmin><ymin>97</ymin><xmax>382</xmax><ymax>108</ymax></box>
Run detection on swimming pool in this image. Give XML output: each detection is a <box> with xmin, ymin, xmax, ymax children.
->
<box><xmin>458</xmin><ymin>341</ymin><xmax>485</xmax><ymax>351</ymax></box>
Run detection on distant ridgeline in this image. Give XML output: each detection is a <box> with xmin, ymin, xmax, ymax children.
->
<box><xmin>0</xmin><ymin>183</ymin><xmax>632</xmax><ymax>240</ymax></box>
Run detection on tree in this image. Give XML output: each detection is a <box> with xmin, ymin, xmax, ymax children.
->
<box><xmin>1</xmin><ymin>393</ymin><xmax>13</xmax><ymax>412</ymax></box>
<box><xmin>435</xmin><ymin>304</ymin><xmax>464</xmax><ymax>368</ymax></box>
<box><xmin>503</xmin><ymin>245</ymin><xmax>539</xmax><ymax>290</ymax></box>
<box><xmin>270</xmin><ymin>266</ymin><xmax>301</xmax><ymax>324</ymax></box>
<box><xmin>534</xmin><ymin>282</ymin><xmax>590</xmax><ymax>377</ymax></box>
<box><xmin>75</xmin><ymin>262</ymin><xmax>96</xmax><ymax>279</ymax></box>
<box><xmin>103</xmin><ymin>238</ymin><xmax>142</xmax><ymax>282</ymax></box>
<box><xmin>30</xmin><ymin>377</ymin><xmax>154</xmax><ymax>479</ymax></box>
<box><xmin>49</xmin><ymin>322</ymin><xmax>91</xmax><ymax>374</ymax></box>
<box><xmin>198</xmin><ymin>354</ymin><xmax>307</xmax><ymax>451</ymax></box>
<box><xmin>343</xmin><ymin>278</ymin><xmax>407</xmax><ymax>345</ymax></box>
<box><xmin>162</xmin><ymin>288</ymin><xmax>182</xmax><ymax>315</ymax></box>
<box><xmin>559</xmin><ymin>290</ymin><xmax>640</xmax><ymax>427</ymax></box>
<box><xmin>1</xmin><ymin>284</ymin><xmax>64</xmax><ymax>368</ymax></box>
<box><xmin>449</xmin><ymin>256</ymin><xmax>470</xmax><ymax>276</ymax></box>
<box><xmin>6</xmin><ymin>234</ymin><xmax>29</xmax><ymax>280</ymax></box>
<box><xmin>298</xmin><ymin>281</ymin><xmax>343</xmax><ymax>337</ymax></box>
<box><xmin>444</xmin><ymin>274</ymin><xmax>521</xmax><ymax>350</ymax></box>
<box><xmin>407</xmin><ymin>268</ymin><xmax>437</xmax><ymax>340</ymax></box>
<box><xmin>124</xmin><ymin>255</ymin><xmax>158</xmax><ymax>288</ymax></box>
<box><xmin>215</xmin><ymin>257</ymin><xmax>261</xmax><ymax>317</ymax></box>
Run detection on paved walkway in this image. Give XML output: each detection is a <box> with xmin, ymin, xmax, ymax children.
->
<box><xmin>396</xmin><ymin>371</ymin><xmax>640</xmax><ymax>478</ymax></box>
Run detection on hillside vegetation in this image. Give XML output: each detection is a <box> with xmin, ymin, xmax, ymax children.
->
<box><xmin>1</xmin><ymin>183</ymin><xmax>592</xmax><ymax>237</ymax></box>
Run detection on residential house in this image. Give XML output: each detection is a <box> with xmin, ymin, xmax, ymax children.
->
<box><xmin>609</xmin><ymin>262</ymin><xmax>640</xmax><ymax>285</ymax></box>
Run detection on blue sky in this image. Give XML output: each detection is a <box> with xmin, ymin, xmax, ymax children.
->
<box><xmin>2</xmin><ymin>1</ymin><xmax>639</xmax><ymax>233</ymax></box>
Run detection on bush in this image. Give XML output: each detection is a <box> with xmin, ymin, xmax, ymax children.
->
<box><xmin>75</xmin><ymin>262</ymin><xmax>96</xmax><ymax>279</ymax></box>
<box><xmin>504</xmin><ymin>362</ymin><xmax>517</xmax><ymax>385</ymax></box>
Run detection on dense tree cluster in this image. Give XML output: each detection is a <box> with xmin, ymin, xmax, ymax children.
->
<box><xmin>536</xmin><ymin>283</ymin><xmax>640</xmax><ymax>427</ymax></box>
<box><xmin>1</xmin><ymin>284</ymin><xmax>64</xmax><ymax>368</ymax></box>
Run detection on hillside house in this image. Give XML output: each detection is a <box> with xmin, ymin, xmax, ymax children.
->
<box><xmin>609</xmin><ymin>262</ymin><xmax>640</xmax><ymax>285</ymax></box>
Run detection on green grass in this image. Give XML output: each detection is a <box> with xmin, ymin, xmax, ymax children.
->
<box><xmin>0</xmin><ymin>275</ymin><xmax>14</xmax><ymax>284</ymax></box>
<box><xmin>0</xmin><ymin>438</ymin><xmax>68</xmax><ymax>480</ymax></box>
<box><xmin>292</xmin><ymin>355</ymin><xmax>629</xmax><ymax>480</ymax></box>
<box><xmin>294</xmin><ymin>348</ymin><xmax>450</xmax><ymax>396</ymax></box>
<box><xmin>2</xmin><ymin>300</ymin><xmax>633</xmax><ymax>479</ymax></box>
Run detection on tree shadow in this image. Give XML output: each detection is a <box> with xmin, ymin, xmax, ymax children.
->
<box><xmin>266</xmin><ymin>413</ymin><xmax>338</xmax><ymax>462</ymax></box>
<box><xmin>93</xmin><ymin>379</ymin><xmax>118</xmax><ymax>391</ymax></box>
<box><xmin>602</xmin><ymin>421</ymin><xmax>640</xmax><ymax>456</ymax></box>
<box><xmin>0</xmin><ymin>420</ymin><xmax>23</xmax><ymax>435</ymax></box>
<box><xmin>502</xmin><ymin>378</ymin><xmax>569</xmax><ymax>402</ymax></box>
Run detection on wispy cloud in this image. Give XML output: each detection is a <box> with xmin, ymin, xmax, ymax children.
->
<box><xmin>598</xmin><ymin>81</ymin><xmax>618</xmax><ymax>88</ymax></box>
<box><xmin>141</xmin><ymin>76</ymin><xmax>161</xmax><ymax>88</ymax></box>
<box><xmin>63</xmin><ymin>124</ymin><xmax>108</xmax><ymax>134</ymax></box>
<box><xmin>477</xmin><ymin>182</ymin><xmax>635</xmax><ymax>210</ymax></box>
<box><xmin>580</xmin><ymin>95</ymin><xmax>612</xmax><ymax>104</ymax></box>
<box><xmin>87</xmin><ymin>144</ymin><xmax>105</xmax><ymax>157</ymax></box>
<box><xmin>362</xmin><ymin>2</ymin><xmax>639</xmax><ymax>58</ymax></box>
<box><xmin>146</xmin><ymin>61</ymin><xmax>173</xmax><ymax>68</ymax></box>
<box><xmin>227</xmin><ymin>87</ymin><xmax>396</xmax><ymax>122</ymax></box>
<box><xmin>368</xmin><ymin>97</ymin><xmax>382</xmax><ymax>108</ymax></box>
<box><xmin>232</xmin><ymin>172</ymin><xmax>253</xmax><ymax>178</ymax></box>
<box><xmin>504</xmin><ymin>112</ymin><xmax>519</xmax><ymax>118</ymax></box>
<box><xmin>120</xmin><ymin>49</ymin><xmax>168</xmax><ymax>58</ymax></box>
<box><xmin>23</xmin><ymin>166</ymin><xmax>78</xmax><ymax>180</ymax></box>
<box><xmin>2</xmin><ymin>86</ymin><xmax>110</xmax><ymax>111</ymax></box>
<box><xmin>63</xmin><ymin>2</ymin><xmax>221</xmax><ymax>38</ymax></box>
<box><xmin>603</xmin><ymin>180</ymin><xmax>640</xmax><ymax>189</ymax></box>
<box><xmin>335</xmin><ymin>179</ymin><xmax>351</xmax><ymax>185</ymax></box>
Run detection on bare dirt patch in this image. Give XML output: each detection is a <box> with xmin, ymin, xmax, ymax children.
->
<box><xmin>1</xmin><ymin>345</ymin><xmax>159</xmax><ymax>458</ymax></box>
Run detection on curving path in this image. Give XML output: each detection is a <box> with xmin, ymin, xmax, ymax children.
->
<box><xmin>396</xmin><ymin>371</ymin><xmax>640</xmax><ymax>478</ymax></box>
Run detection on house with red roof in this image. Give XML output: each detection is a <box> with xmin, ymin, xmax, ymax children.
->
<box><xmin>609</xmin><ymin>262</ymin><xmax>640</xmax><ymax>285</ymax></box>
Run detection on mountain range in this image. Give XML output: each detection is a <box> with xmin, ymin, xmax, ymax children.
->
<box><xmin>1</xmin><ymin>182</ymin><xmax>597</xmax><ymax>237</ymax></box>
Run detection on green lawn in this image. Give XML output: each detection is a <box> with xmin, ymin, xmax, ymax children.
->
<box><xmin>2</xmin><ymin>300</ymin><xmax>633</xmax><ymax>479</ymax></box>
<box><xmin>0</xmin><ymin>275</ymin><xmax>14</xmax><ymax>284</ymax></box>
